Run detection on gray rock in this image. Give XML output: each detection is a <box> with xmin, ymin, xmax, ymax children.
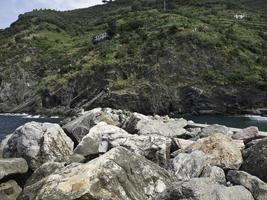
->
<box><xmin>241</xmin><ymin>138</ymin><xmax>267</xmax><ymax>182</ymax></box>
<box><xmin>67</xmin><ymin>153</ymin><xmax>86</xmax><ymax>164</ymax></box>
<box><xmin>172</xmin><ymin>151</ymin><xmax>208</xmax><ymax>180</ymax></box>
<box><xmin>200</xmin><ymin>124</ymin><xmax>231</xmax><ymax>138</ymax></box>
<box><xmin>232</xmin><ymin>127</ymin><xmax>259</xmax><ymax>142</ymax></box>
<box><xmin>154</xmin><ymin>178</ymin><xmax>254</xmax><ymax>200</ymax></box>
<box><xmin>124</xmin><ymin>112</ymin><xmax>187</xmax><ymax>137</ymax></box>
<box><xmin>227</xmin><ymin>170</ymin><xmax>267</xmax><ymax>200</ymax></box>
<box><xmin>3</xmin><ymin>122</ymin><xmax>74</xmax><ymax>171</ymax></box>
<box><xmin>0</xmin><ymin>134</ymin><xmax>13</xmax><ymax>158</ymax></box>
<box><xmin>188</xmin><ymin>133</ymin><xmax>243</xmax><ymax>169</ymax></box>
<box><xmin>0</xmin><ymin>158</ymin><xmax>28</xmax><ymax>180</ymax></box>
<box><xmin>63</xmin><ymin>108</ymin><xmax>131</xmax><ymax>143</ymax></box>
<box><xmin>174</xmin><ymin>138</ymin><xmax>195</xmax><ymax>150</ymax></box>
<box><xmin>201</xmin><ymin>165</ymin><xmax>226</xmax><ymax>184</ymax></box>
<box><xmin>25</xmin><ymin>162</ymin><xmax>66</xmax><ymax>186</ymax></box>
<box><xmin>20</xmin><ymin>147</ymin><xmax>176</xmax><ymax>200</ymax></box>
<box><xmin>0</xmin><ymin>180</ymin><xmax>22</xmax><ymax>200</ymax></box>
<box><xmin>75</xmin><ymin>122</ymin><xmax>172</xmax><ymax>166</ymax></box>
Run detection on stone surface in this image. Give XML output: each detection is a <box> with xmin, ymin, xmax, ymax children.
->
<box><xmin>201</xmin><ymin>165</ymin><xmax>226</xmax><ymax>184</ymax></box>
<box><xmin>3</xmin><ymin>122</ymin><xmax>74</xmax><ymax>171</ymax></box>
<box><xmin>232</xmin><ymin>126</ymin><xmax>259</xmax><ymax>142</ymax></box>
<box><xmin>172</xmin><ymin>151</ymin><xmax>208</xmax><ymax>180</ymax></box>
<box><xmin>20</xmin><ymin>147</ymin><xmax>175</xmax><ymax>200</ymax></box>
<box><xmin>241</xmin><ymin>138</ymin><xmax>267</xmax><ymax>182</ymax></box>
<box><xmin>188</xmin><ymin>133</ymin><xmax>243</xmax><ymax>169</ymax></box>
<box><xmin>0</xmin><ymin>180</ymin><xmax>22</xmax><ymax>200</ymax></box>
<box><xmin>25</xmin><ymin>162</ymin><xmax>66</xmax><ymax>186</ymax></box>
<box><xmin>0</xmin><ymin>134</ymin><xmax>13</xmax><ymax>158</ymax></box>
<box><xmin>124</xmin><ymin>112</ymin><xmax>187</xmax><ymax>137</ymax></box>
<box><xmin>154</xmin><ymin>178</ymin><xmax>254</xmax><ymax>200</ymax></box>
<box><xmin>199</xmin><ymin>124</ymin><xmax>231</xmax><ymax>138</ymax></box>
<box><xmin>63</xmin><ymin>108</ymin><xmax>131</xmax><ymax>143</ymax></box>
<box><xmin>227</xmin><ymin>170</ymin><xmax>267</xmax><ymax>200</ymax></box>
<box><xmin>174</xmin><ymin>138</ymin><xmax>195</xmax><ymax>150</ymax></box>
<box><xmin>75</xmin><ymin>122</ymin><xmax>172</xmax><ymax>166</ymax></box>
<box><xmin>0</xmin><ymin>158</ymin><xmax>28</xmax><ymax>180</ymax></box>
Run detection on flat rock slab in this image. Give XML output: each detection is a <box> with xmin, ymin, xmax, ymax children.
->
<box><xmin>0</xmin><ymin>158</ymin><xmax>28</xmax><ymax>180</ymax></box>
<box><xmin>232</xmin><ymin>126</ymin><xmax>259</xmax><ymax>142</ymax></box>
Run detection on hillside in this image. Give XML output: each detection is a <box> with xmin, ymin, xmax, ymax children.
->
<box><xmin>0</xmin><ymin>0</ymin><xmax>266</xmax><ymax>116</ymax></box>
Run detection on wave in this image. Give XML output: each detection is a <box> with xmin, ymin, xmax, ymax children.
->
<box><xmin>244</xmin><ymin>115</ymin><xmax>267</xmax><ymax>121</ymax></box>
<box><xmin>0</xmin><ymin>113</ymin><xmax>60</xmax><ymax>119</ymax></box>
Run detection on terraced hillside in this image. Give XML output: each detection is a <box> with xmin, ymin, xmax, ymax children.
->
<box><xmin>0</xmin><ymin>0</ymin><xmax>266</xmax><ymax>116</ymax></box>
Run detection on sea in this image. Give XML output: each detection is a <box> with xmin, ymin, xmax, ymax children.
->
<box><xmin>1</xmin><ymin>113</ymin><xmax>267</xmax><ymax>141</ymax></box>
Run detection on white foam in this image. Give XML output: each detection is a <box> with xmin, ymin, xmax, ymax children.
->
<box><xmin>244</xmin><ymin>115</ymin><xmax>267</xmax><ymax>121</ymax></box>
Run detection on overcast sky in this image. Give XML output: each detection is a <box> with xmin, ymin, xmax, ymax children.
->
<box><xmin>0</xmin><ymin>0</ymin><xmax>103</xmax><ymax>29</ymax></box>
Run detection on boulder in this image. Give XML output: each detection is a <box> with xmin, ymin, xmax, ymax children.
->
<box><xmin>0</xmin><ymin>134</ymin><xmax>13</xmax><ymax>158</ymax></box>
<box><xmin>227</xmin><ymin>170</ymin><xmax>267</xmax><ymax>200</ymax></box>
<box><xmin>19</xmin><ymin>147</ymin><xmax>175</xmax><ymax>200</ymax></box>
<box><xmin>124</xmin><ymin>112</ymin><xmax>187</xmax><ymax>137</ymax></box>
<box><xmin>188</xmin><ymin>133</ymin><xmax>243</xmax><ymax>169</ymax></box>
<box><xmin>74</xmin><ymin>122</ymin><xmax>129</xmax><ymax>157</ymax></box>
<box><xmin>241</xmin><ymin>138</ymin><xmax>267</xmax><ymax>182</ymax></box>
<box><xmin>74</xmin><ymin>122</ymin><xmax>172</xmax><ymax>166</ymax></box>
<box><xmin>25</xmin><ymin>162</ymin><xmax>66</xmax><ymax>186</ymax></box>
<box><xmin>63</xmin><ymin>108</ymin><xmax>131</xmax><ymax>143</ymax></box>
<box><xmin>3</xmin><ymin>122</ymin><xmax>74</xmax><ymax>171</ymax></box>
<box><xmin>174</xmin><ymin>138</ymin><xmax>195</xmax><ymax>150</ymax></box>
<box><xmin>172</xmin><ymin>151</ymin><xmax>208</xmax><ymax>180</ymax></box>
<box><xmin>0</xmin><ymin>158</ymin><xmax>28</xmax><ymax>180</ymax></box>
<box><xmin>232</xmin><ymin>127</ymin><xmax>259</xmax><ymax>142</ymax></box>
<box><xmin>201</xmin><ymin>165</ymin><xmax>226</xmax><ymax>184</ymax></box>
<box><xmin>0</xmin><ymin>180</ymin><xmax>22</xmax><ymax>200</ymax></box>
<box><xmin>154</xmin><ymin>178</ymin><xmax>254</xmax><ymax>200</ymax></box>
<box><xmin>199</xmin><ymin>124</ymin><xmax>231</xmax><ymax>138</ymax></box>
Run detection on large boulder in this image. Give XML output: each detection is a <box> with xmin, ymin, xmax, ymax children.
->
<box><xmin>232</xmin><ymin>127</ymin><xmax>259</xmax><ymax>143</ymax></box>
<box><xmin>3</xmin><ymin>122</ymin><xmax>74</xmax><ymax>171</ymax></box>
<box><xmin>227</xmin><ymin>170</ymin><xmax>267</xmax><ymax>200</ymax></box>
<box><xmin>19</xmin><ymin>147</ymin><xmax>176</xmax><ymax>200</ymax></box>
<box><xmin>199</xmin><ymin>124</ymin><xmax>231</xmax><ymax>138</ymax></box>
<box><xmin>154</xmin><ymin>178</ymin><xmax>254</xmax><ymax>200</ymax></box>
<box><xmin>172</xmin><ymin>151</ymin><xmax>208</xmax><ymax>180</ymax></box>
<box><xmin>124</xmin><ymin>112</ymin><xmax>187</xmax><ymax>137</ymax></box>
<box><xmin>0</xmin><ymin>180</ymin><xmax>22</xmax><ymax>200</ymax></box>
<box><xmin>0</xmin><ymin>134</ymin><xmax>13</xmax><ymax>158</ymax></box>
<box><xmin>188</xmin><ymin>133</ymin><xmax>243</xmax><ymax>169</ymax></box>
<box><xmin>0</xmin><ymin>158</ymin><xmax>28</xmax><ymax>180</ymax></box>
<box><xmin>201</xmin><ymin>165</ymin><xmax>226</xmax><ymax>184</ymax></box>
<box><xmin>241</xmin><ymin>138</ymin><xmax>267</xmax><ymax>182</ymax></box>
<box><xmin>63</xmin><ymin>108</ymin><xmax>131</xmax><ymax>143</ymax></box>
<box><xmin>74</xmin><ymin>122</ymin><xmax>172</xmax><ymax>166</ymax></box>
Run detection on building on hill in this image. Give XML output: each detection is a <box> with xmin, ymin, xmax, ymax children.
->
<box><xmin>92</xmin><ymin>32</ymin><xmax>110</xmax><ymax>44</ymax></box>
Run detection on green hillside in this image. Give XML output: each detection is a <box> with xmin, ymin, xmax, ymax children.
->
<box><xmin>0</xmin><ymin>0</ymin><xmax>266</xmax><ymax>116</ymax></box>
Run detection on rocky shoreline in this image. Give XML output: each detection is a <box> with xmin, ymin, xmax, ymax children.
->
<box><xmin>0</xmin><ymin>107</ymin><xmax>267</xmax><ymax>200</ymax></box>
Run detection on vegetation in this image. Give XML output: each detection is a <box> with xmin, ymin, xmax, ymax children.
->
<box><xmin>0</xmin><ymin>0</ymin><xmax>266</xmax><ymax>96</ymax></box>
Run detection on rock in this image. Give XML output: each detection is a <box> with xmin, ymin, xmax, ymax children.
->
<box><xmin>154</xmin><ymin>178</ymin><xmax>254</xmax><ymax>200</ymax></box>
<box><xmin>25</xmin><ymin>162</ymin><xmax>66</xmax><ymax>186</ymax></box>
<box><xmin>245</xmin><ymin>138</ymin><xmax>263</xmax><ymax>149</ymax></box>
<box><xmin>0</xmin><ymin>158</ymin><xmax>28</xmax><ymax>180</ymax></box>
<box><xmin>227</xmin><ymin>170</ymin><xmax>267</xmax><ymax>200</ymax></box>
<box><xmin>232</xmin><ymin>127</ymin><xmax>259</xmax><ymax>142</ymax></box>
<box><xmin>172</xmin><ymin>151</ymin><xmax>208</xmax><ymax>180</ymax></box>
<box><xmin>188</xmin><ymin>133</ymin><xmax>243</xmax><ymax>169</ymax></box>
<box><xmin>74</xmin><ymin>122</ymin><xmax>129</xmax><ymax>157</ymax></box>
<box><xmin>174</xmin><ymin>138</ymin><xmax>195</xmax><ymax>150</ymax></box>
<box><xmin>200</xmin><ymin>124</ymin><xmax>231</xmax><ymax>138</ymax></box>
<box><xmin>3</xmin><ymin>122</ymin><xmax>74</xmax><ymax>171</ymax></box>
<box><xmin>0</xmin><ymin>180</ymin><xmax>22</xmax><ymax>200</ymax></box>
<box><xmin>63</xmin><ymin>108</ymin><xmax>131</xmax><ymax>143</ymax></box>
<box><xmin>20</xmin><ymin>147</ymin><xmax>175</xmax><ymax>200</ymax></box>
<box><xmin>201</xmin><ymin>165</ymin><xmax>226</xmax><ymax>184</ymax></box>
<box><xmin>124</xmin><ymin>112</ymin><xmax>187</xmax><ymax>137</ymax></box>
<box><xmin>0</xmin><ymin>134</ymin><xmax>13</xmax><ymax>158</ymax></box>
<box><xmin>241</xmin><ymin>138</ymin><xmax>267</xmax><ymax>182</ymax></box>
<box><xmin>233</xmin><ymin>139</ymin><xmax>245</xmax><ymax>150</ymax></box>
<box><xmin>67</xmin><ymin>153</ymin><xmax>86</xmax><ymax>164</ymax></box>
<box><xmin>75</xmin><ymin>122</ymin><xmax>172</xmax><ymax>166</ymax></box>
<box><xmin>184</xmin><ymin>127</ymin><xmax>201</xmax><ymax>138</ymax></box>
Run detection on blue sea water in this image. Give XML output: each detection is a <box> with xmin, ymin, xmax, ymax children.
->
<box><xmin>0</xmin><ymin>114</ymin><xmax>62</xmax><ymax>141</ymax></box>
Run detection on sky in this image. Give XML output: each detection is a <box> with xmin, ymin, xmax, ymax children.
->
<box><xmin>0</xmin><ymin>0</ymin><xmax>103</xmax><ymax>29</ymax></box>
